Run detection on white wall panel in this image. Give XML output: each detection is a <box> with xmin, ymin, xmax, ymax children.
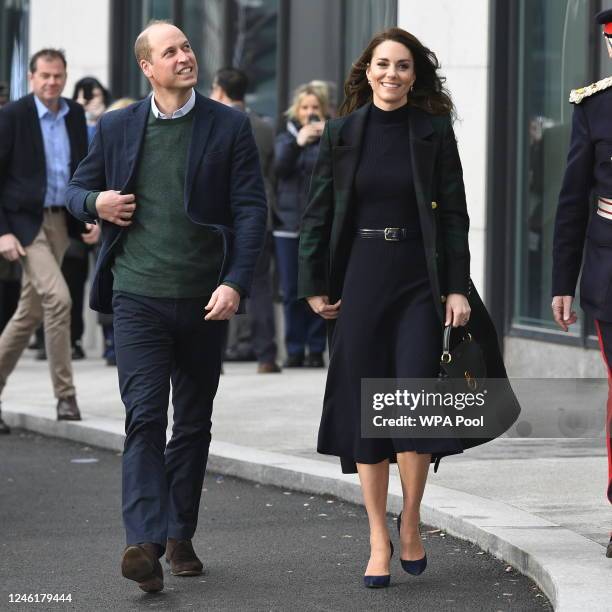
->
<box><xmin>398</xmin><ymin>0</ymin><xmax>489</xmax><ymax>295</ymax></box>
<box><xmin>29</xmin><ymin>0</ymin><xmax>111</xmax><ymax>96</ymax></box>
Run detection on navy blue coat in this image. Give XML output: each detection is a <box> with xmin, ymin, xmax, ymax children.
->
<box><xmin>274</xmin><ymin>124</ymin><xmax>321</xmax><ymax>233</ymax></box>
<box><xmin>552</xmin><ymin>86</ymin><xmax>612</xmax><ymax>321</ymax></box>
<box><xmin>65</xmin><ymin>92</ymin><xmax>267</xmax><ymax>314</ymax></box>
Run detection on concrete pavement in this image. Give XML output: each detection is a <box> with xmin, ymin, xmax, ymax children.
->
<box><xmin>2</xmin><ymin>355</ymin><xmax>611</xmax><ymax>610</ymax></box>
<box><xmin>1</xmin><ymin>432</ymin><xmax>551</xmax><ymax>611</ymax></box>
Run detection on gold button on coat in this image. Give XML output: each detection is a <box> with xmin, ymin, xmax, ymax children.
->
<box><xmin>431</xmin><ymin>201</ymin><xmax>438</xmax><ymax>209</ymax></box>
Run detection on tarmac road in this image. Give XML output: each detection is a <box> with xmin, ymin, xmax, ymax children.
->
<box><xmin>0</xmin><ymin>431</ymin><xmax>552</xmax><ymax>611</ymax></box>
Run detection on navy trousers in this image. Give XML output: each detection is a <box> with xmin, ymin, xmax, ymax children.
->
<box><xmin>274</xmin><ymin>236</ymin><xmax>326</xmax><ymax>356</ymax></box>
<box><xmin>112</xmin><ymin>291</ymin><xmax>227</xmax><ymax>548</ymax></box>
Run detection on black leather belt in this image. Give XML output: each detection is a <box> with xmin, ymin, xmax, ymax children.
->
<box><xmin>45</xmin><ymin>205</ymin><xmax>65</xmax><ymax>213</ymax></box>
<box><xmin>356</xmin><ymin>227</ymin><xmax>420</xmax><ymax>241</ymax></box>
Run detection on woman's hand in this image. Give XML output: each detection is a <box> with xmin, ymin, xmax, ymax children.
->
<box><xmin>307</xmin><ymin>295</ymin><xmax>341</xmax><ymax>319</ymax></box>
<box><xmin>445</xmin><ymin>293</ymin><xmax>471</xmax><ymax>328</ymax></box>
<box><xmin>296</xmin><ymin>122</ymin><xmax>325</xmax><ymax>147</ymax></box>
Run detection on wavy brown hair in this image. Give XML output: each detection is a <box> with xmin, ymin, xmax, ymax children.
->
<box><xmin>338</xmin><ymin>27</ymin><xmax>454</xmax><ymax>117</ymax></box>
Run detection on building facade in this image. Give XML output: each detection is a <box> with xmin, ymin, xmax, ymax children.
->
<box><xmin>0</xmin><ymin>0</ymin><xmax>609</xmax><ymax>375</ymax></box>
<box><xmin>397</xmin><ymin>0</ymin><xmax>609</xmax><ymax>378</ymax></box>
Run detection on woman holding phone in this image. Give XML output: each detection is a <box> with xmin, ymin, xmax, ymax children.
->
<box><xmin>274</xmin><ymin>83</ymin><xmax>329</xmax><ymax>368</ymax></box>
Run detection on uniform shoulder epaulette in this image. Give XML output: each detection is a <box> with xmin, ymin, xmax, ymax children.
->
<box><xmin>569</xmin><ymin>76</ymin><xmax>612</xmax><ymax>104</ymax></box>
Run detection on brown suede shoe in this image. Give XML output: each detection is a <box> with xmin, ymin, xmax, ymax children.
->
<box><xmin>121</xmin><ymin>543</ymin><xmax>164</xmax><ymax>592</ymax></box>
<box><xmin>257</xmin><ymin>362</ymin><xmax>281</xmax><ymax>374</ymax></box>
<box><xmin>56</xmin><ymin>396</ymin><xmax>81</xmax><ymax>421</ymax></box>
<box><xmin>607</xmin><ymin>536</ymin><xmax>612</xmax><ymax>558</ymax></box>
<box><xmin>165</xmin><ymin>539</ymin><xmax>204</xmax><ymax>576</ymax></box>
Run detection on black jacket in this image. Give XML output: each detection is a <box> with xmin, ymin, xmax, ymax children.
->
<box><xmin>552</xmin><ymin>86</ymin><xmax>612</xmax><ymax>321</ymax></box>
<box><xmin>298</xmin><ymin>103</ymin><xmax>470</xmax><ymax>312</ymax></box>
<box><xmin>0</xmin><ymin>93</ymin><xmax>88</xmax><ymax>245</ymax></box>
<box><xmin>274</xmin><ymin>122</ymin><xmax>321</xmax><ymax>233</ymax></box>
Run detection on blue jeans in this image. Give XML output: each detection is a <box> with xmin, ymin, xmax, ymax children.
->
<box><xmin>274</xmin><ymin>236</ymin><xmax>326</xmax><ymax>356</ymax></box>
<box><xmin>113</xmin><ymin>291</ymin><xmax>227</xmax><ymax>548</ymax></box>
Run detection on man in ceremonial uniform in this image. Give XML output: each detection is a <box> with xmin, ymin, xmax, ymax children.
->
<box><xmin>551</xmin><ymin>8</ymin><xmax>612</xmax><ymax>558</ymax></box>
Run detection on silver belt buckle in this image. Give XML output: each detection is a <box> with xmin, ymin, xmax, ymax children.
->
<box><xmin>384</xmin><ymin>227</ymin><xmax>401</xmax><ymax>241</ymax></box>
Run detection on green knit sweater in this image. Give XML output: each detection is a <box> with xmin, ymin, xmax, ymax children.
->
<box><xmin>110</xmin><ymin>110</ymin><xmax>226</xmax><ymax>298</ymax></box>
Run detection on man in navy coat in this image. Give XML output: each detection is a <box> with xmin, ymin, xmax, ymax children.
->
<box><xmin>66</xmin><ymin>21</ymin><xmax>267</xmax><ymax>590</ymax></box>
<box><xmin>551</xmin><ymin>8</ymin><xmax>612</xmax><ymax>559</ymax></box>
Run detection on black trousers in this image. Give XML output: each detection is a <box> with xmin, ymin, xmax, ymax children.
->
<box><xmin>61</xmin><ymin>254</ymin><xmax>88</xmax><ymax>345</ymax></box>
<box><xmin>112</xmin><ymin>291</ymin><xmax>227</xmax><ymax>548</ymax></box>
<box><xmin>0</xmin><ymin>280</ymin><xmax>20</xmax><ymax>333</ymax></box>
<box><xmin>248</xmin><ymin>231</ymin><xmax>277</xmax><ymax>363</ymax></box>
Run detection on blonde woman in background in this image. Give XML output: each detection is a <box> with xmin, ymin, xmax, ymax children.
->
<box><xmin>106</xmin><ymin>98</ymin><xmax>137</xmax><ymax>112</ymax></box>
<box><xmin>273</xmin><ymin>83</ymin><xmax>329</xmax><ymax>368</ymax></box>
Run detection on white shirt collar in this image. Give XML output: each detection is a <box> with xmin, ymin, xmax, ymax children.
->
<box><xmin>150</xmin><ymin>89</ymin><xmax>196</xmax><ymax>119</ymax></box>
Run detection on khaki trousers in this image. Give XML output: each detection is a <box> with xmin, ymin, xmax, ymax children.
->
<box><xmin>0</xmin><ymin>209</ymin><xmax>75</xmax><ymax>399</ymax></box>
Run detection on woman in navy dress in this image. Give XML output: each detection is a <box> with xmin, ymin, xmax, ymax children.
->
<box><xmin>299</xmin><ymin>28</ymin><xmax>473</xmax><ymax>587</ymax></box>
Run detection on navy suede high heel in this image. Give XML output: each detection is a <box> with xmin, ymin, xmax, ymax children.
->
<box><xmin>397</xmin><ymin>512</ymin><xmax>427</xmax><ymax>576</ymax></box>
<box><xmin>363</xmin><ymin>541</ymin><xmax>394</xmax><ymax>588</ymax></box>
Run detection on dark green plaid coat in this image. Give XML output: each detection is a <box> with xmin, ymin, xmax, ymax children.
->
<box><xmin>297</xmin><ymin>102</ymin><xmax>519</xmax><ymax>449</ymax></box>
<box><xmin>297</xmin><ymin>102</ymin><xmax>469</xmax><ymax>316</ymax></box>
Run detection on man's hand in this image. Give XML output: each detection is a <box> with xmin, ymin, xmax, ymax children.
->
<box><xmin>551</xmin><ymin>295</ymin><xmax>577</xmax><ymax>331</ymax></box>
<box><xmin>445</xmin><ymin>293</ymin><xmax>471</xmax><ymax>328</ymax></box>
<box><xmin>0</xmin><ymin>233</ymin><xmax>26</xmax><ymax>262</ymax></box>
<box><xmin>307</xmin><ymin>295</ymin><xmax>341</xmax><ymax>320</ymax></box>
<box><xmin>95</xmin><ymin>190</ymin><xmax>136</xmax><ymax>227</ymax></box>
<box><xmin>204</xmin><ymin>285</ymin><xmax>241</xmax><ymax>321</ymax></box>
<box><xmin>81</xmin><ymin>223</ymin><xmax>100</xmax><ymax>245</ymax></box>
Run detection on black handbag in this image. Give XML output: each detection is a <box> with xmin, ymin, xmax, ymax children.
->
<box><xmin>439</xmin><ymin>324</ymin><xmax>486</xmax><ymax>390</ymax></box>
<box><xmin>437</xmin><ymin>323</ymin><xmax>521</xmax><ymax>451</ymax></box>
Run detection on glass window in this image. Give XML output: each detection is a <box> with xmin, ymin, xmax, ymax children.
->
<box><xmin>112</xmin><ymin>0</ymin><xmax>278</xmax><ymax>118</ymax></box>
<box><xmin>0</xmin><ymin>0</ymin><xmax>29</xmax><ymax>103</ymax></box>
<box><xmin>183</xmin><ymin>0</ymin><xmax>278</xmax><ymax>118</ymax></box>
<box><xmin>342</xmin><ymin>0</ymin><xmax>397</xmax><ymax>78</ymax></box>
<box><xmin>110</xmin><ymin>0</ymin><xmax>173</xmax><ymax>99</ymax></box>
<box><xmin>146</xmin><ymin>0</ymin><xmax>171</xmax><ymax>20</ymax></box>
<box><xmin>512</xmin><ymin>0</ymin><xmax>591</xmax><ymax>333</ymax></box>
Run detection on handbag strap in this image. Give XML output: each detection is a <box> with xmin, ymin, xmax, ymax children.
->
<box><xmin>441</xmin><ymin>324</ymin><xmax>472</xmax><ymax>364</ymax></box>
<box><xmin>441</xmin><ymin>325</ymin><xmax>452</xmax><ymax>363</ymax></box>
